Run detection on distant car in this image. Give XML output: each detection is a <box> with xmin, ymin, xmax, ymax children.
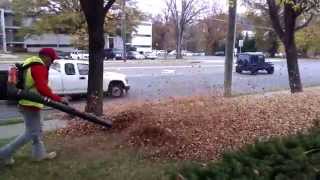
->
<box><xmin>275</xmin><ymin>52</ymin><xmax>285</xmax><ymax>58</ymax></box>
<box><xmin>156</xmin><ymin>50</ymin><xmax>167</xmax><ymax>56</ymax></box>
<box><xmin>193</xmin><ymin>52</ymin><xmax>205</xmax><ymax>56</ymax></box>
<box><xmin>168</xmin><ymin>50</ymin><xmax>176</xmax><ymax>56</ymax></box>
<box><xmin>126</xmin><ymin>51</ymin><xmax>145</xmax><ymax>60</ymax></box>
<box><xmin>144</xmin><ymin>52</ymin><xmax>157</xmax><ymax>60</ymax></box>
<box><xmin>104</xmin><ymin>48</ymin><xmax>115</xmax><ymax>60</ymax></box>
<box><xmin>182</xmin><ymin>50</ymin><xmax>194</xmax><ymax>56</ymax></box>
<box><xmin>104</xmin><ymin>48</ymin><xmax>124</xmax><ymax>60</ymax></box>
<box><xmin>214</xmin><ymin>51</ymin><xmax>225</xmax><ymax>56</ymax></box>
<box><xmin>235</xmin><ymin>52</ymin><xmax>274</xmax><ymax>75</ymax></box>
<box><xmin>56</xmin><ymin>51</ymin><xmax>70</xmax><ymax>59</ymax></box>
<box><xmin>70</xmin><ymin>50</ymin><xmax>89</xmax><ymax>60</ymax></box>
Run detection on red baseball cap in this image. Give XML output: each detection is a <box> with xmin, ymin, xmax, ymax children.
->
<box><xmin>39</xmin><ymin>48</ymin><xmax>58</xmax><ymax>61</ymax></box>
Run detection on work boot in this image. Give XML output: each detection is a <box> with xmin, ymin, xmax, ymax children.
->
<box><xmin>34</xmin><ymin>152</ymin><xmax>57</xmax><ymax>162</ymax></box>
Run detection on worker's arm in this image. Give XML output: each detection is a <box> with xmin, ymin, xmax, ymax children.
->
<box><xmin>30</xmin><ymin>64</ymin><xmax>62</xmax><ymax>102</ymax></box>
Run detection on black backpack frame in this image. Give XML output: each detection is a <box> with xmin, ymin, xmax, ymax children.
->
<box><xmin>15</xmin><ymin>62</ymin><xmax>43</xmax><ymax>90</ymax></box>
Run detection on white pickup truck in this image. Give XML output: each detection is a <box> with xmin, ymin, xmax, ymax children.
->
<box><xmin>49</xmin><ymin>60</ymin><xmax>130</xmax><ymax>97</ymax></box>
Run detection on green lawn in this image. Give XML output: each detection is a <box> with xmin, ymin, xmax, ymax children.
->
<box><xmin>0</xmin><ymin>133</ymin><xmax>177</xmax><ymax>180</ymax></box>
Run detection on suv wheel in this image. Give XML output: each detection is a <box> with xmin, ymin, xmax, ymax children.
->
<box><xmin>267</xmin><ymin>68</ymin><xmax>274</xmax><ymax>74</ymax></box>
<box><xmin>235</xmin><ymin>66</ymin><xmax>242</xmax><ymax>73</ymax></box>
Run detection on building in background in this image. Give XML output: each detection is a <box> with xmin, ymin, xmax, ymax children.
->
<box><xmin>24</xmin><ymin>34</ymin><xmax>76</xmax><ymax>53</ymax></box>
<box><xmin>131</xmin><ymin>21</ymin><xmax>152</xmax><ymax>53</ymax></box>
<box><xmin>0</xmin><ymin>9</ymin><xmax>24</xmax><ymax>52</ymax></box>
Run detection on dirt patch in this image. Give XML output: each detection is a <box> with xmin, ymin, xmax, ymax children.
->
<box><xmin>57</xmin><ymin>91</ymin><xmax>320</xmax><ymax>161</ymax></box>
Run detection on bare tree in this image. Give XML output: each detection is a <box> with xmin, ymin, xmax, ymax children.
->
<box><xmin>79</xmin><ymin>0</ymin><xmax>116</xmax><ymax>115</ymax></box>
<box><xmin>246</xmin><ymin>0</ymin><xmax>320</xmax><ymax>93</ymax></box>
<box><xmin>166</xmin><ymin>0</ymin><xmax>206</xmax><ymax>59</ymax></box>
<box><xmin>152</xmin><ymin>15</ymin><xmax>175</xmax><ymax>52</ymax></box>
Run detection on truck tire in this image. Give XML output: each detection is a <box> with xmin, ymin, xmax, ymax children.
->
<box><xmin>108</xmin><ymin>82</ymin><xmax>124</xmax><ymax>98</ymax></box>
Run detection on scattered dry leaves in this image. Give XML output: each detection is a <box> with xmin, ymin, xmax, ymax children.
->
<box><xmin>56</xmin><ymin>91</ymin><xmax>320</xmax><ymax>161</ymax></box>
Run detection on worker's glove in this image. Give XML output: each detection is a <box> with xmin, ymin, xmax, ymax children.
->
<box><xmin>61</xmin><ymin>97</ymin><xmax>70</xmax><ymax>106</ymax></box>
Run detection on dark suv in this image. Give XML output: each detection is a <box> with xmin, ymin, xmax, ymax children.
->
<box><xmin>235</xmin><ymin>52</ymin><xmax>274</xmax><ymax>75</ymax></box>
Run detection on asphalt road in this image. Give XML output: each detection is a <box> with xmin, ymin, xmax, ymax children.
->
<box><xmin>0</xmin><ymin>56</ymin><xmax>319</xmax><ymax>120</ymax></box>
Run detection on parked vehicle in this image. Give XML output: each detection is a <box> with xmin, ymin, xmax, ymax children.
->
<box><xmin>182</xmin><ymin>50</ymin><xmax>194</xmax><ymax>56</ymax></box>
<box><xmin>168</xmin><ymin>50</ymin><xmax>176</xmax><ymax>56</ymax></box>
<box><xmin>214</xmin><ymin>51</ymin><xmax>225</xmax><ymax>56</ymax></box>
<box><xmin>144</xmin><ymin>52</ymin><xmax>157</xmax><ymax>60</ymax></box>
<box><xmin>104</xmin><ymin>48</ymin><xmax>124</xmax><ymax>60</ymax></box>
<box><xmin>275</xmin><ymin>52</ymin><xmax>285</xmax><ymax>58</ymax></box>
<box><xmin>169</xmin><ymin>50</ymin><xmax>194</xmax><ymax>56</ymax></box>
<box><xmin>49</xmin><ymin>60</ymin><xmax>130</xmax><ymax>97</ymax></box>
<box><xmin>156</xmin><ymin>50</ymin><xmax>167</xmax><ymax>56</ymax></box>
<box><xmin>235</xmin><ymin>52</ymin><xmax>274</xmax><ymax>75</ymax></box>
<box><xmin>126</xmin><ymin>51</ymin><xmax>145</xmax><ymax>60</ymax></box>
<box><xmin>193</xmin><ymin>52</ymin><xmax>205</xmax><ymax>56</ymax></box>
<box><xmin>70</xmin><ymin>50</ymin><xmax>89</xmax><ymax>60</ymax></box>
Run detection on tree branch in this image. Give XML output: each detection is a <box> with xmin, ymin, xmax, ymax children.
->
<box><xmin>295</xmin><ymin>13</ymin><xmax>314</xmax><ymax>31</ymax></box>
<box><xmin>104</xmin><ymin>0</ymin><xmax>116</xmax><ymax>15</ymax></box>
<box><xmin>266</xmin><ymin>0</ymin><xmax>285</xmax><ymax>38</ymax></box>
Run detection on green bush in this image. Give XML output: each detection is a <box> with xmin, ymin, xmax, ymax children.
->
<box><xmin>171</xmin><ymin>128</ymin><xmax>320</xmax><ymax>180</ymax></box>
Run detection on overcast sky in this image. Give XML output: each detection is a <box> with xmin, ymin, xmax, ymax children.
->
<box><xmin>135</xmin><ymin>0</ymin><xmax>246</xmax><ymax>16</ymax></box>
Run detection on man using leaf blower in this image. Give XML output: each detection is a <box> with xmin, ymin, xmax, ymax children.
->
<box><xmin>0</xmin><ymin>48</ymin><xmax>69</xmax><ymax>166</ymax></box>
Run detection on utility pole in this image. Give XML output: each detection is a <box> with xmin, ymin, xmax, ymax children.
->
<box><xmin>0</xmin><ymin>9</ymin><xmax>7</xmax><ymax>53</ymax></box>
<box><xmin>224</xmin><ymin>0</ymin><xmax>237</xmax><ymax>97</ymax></box>
<box><xmin>121</xmin><ymin>0</ymin><xmax>126</xmax><ymax>59</ymax></box>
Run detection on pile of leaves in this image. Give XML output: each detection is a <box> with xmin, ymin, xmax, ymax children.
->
<box><xmin>57</xmin><ymin>90</ymin><xmax>320</xmax><ymax>161</ymax></box>
<box><xmin>172</xmin><ymin>127</ymin><xmax>320</xmax><ymax>179</ymax></box>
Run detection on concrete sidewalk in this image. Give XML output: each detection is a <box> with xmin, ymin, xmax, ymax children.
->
<box><xmin>0</xmin><ymin>119</ymin><xmax>67</xmax><ymax>139</ymax></box>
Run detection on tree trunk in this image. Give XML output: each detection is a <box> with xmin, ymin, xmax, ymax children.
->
<box><xmin>224</xmin><ymin>0</ymin><xmax>237</xmax><ymax>97</ymax></box>
<box><xmin>80</xmin><ymin>0</ymin><xmax>105</xmax><ymax>116</ymax></box>
<box><xmin>282</xmin><ymin>4</ymin><xmax>303</xmax><ymax>93</ymax></box>
<box><xmin>176</xmin><ymin>23</ymin><xmax>183</xmax><ymax>59</ymax></box>
<box><xmin>284</xmin><ymin>41</ymin><xmax>303</xmax><ymax>93</ymax></box>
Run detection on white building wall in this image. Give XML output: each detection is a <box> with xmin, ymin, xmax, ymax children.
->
<box><xmin>131</xmin><ymin>21</ymin><xmax>152</xmax><ymax>53</ymax></box>
<box><xmin>25</xmin><ymin>34</ymin><xmax>75</xmax><ymax>52</ymax></box>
